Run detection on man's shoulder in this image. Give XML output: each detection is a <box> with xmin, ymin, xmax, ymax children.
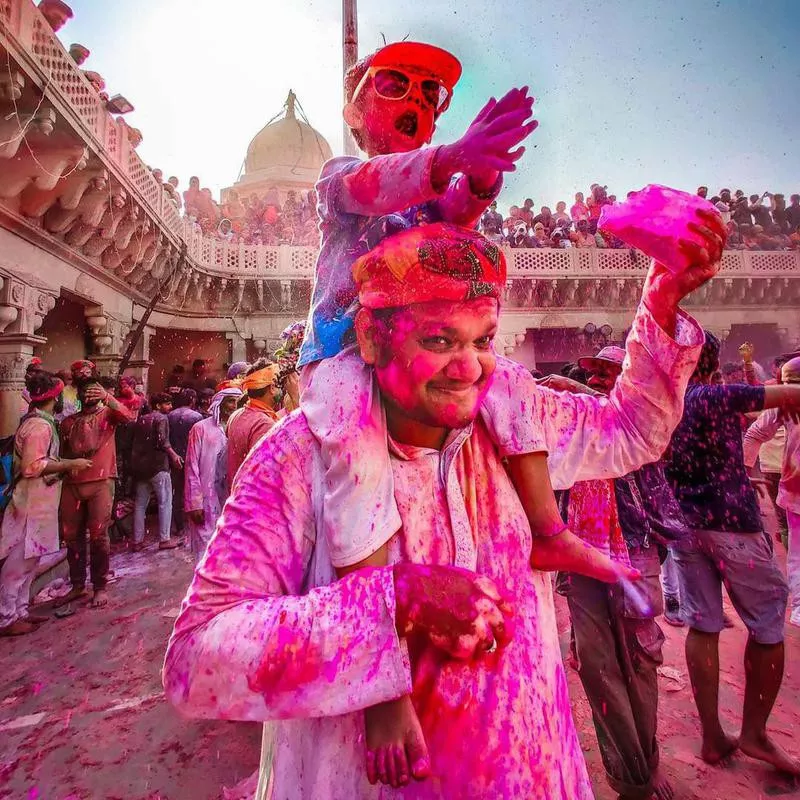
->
<box><xmin>248</xmin><ymin>411</ymin><xmax>315</xmax><ymax>463</ymax></box>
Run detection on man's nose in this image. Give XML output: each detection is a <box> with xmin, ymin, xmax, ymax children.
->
<box><xmin>444</xmin><ymin>349</ymin><xmax>484</xmax><ymax>384</ymax></box>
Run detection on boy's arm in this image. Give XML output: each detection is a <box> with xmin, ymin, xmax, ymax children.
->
<box><xmin>434</xmin><ymin>172</ymin><xmax>503</xmax><ymax>228</ymax></box>
<box><xmin>325</xmin><ymin>151</ymin><xmax>447</xmax><ymax>220</ymax></box>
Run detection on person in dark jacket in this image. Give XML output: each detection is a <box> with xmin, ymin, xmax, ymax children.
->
<box><xmin>557</xmin><ymin>345</ymin><xmax>689</xmax><ymax>800</ymax></box>
<box><xmin>130</xmin><ymin>393</ymin><xmax>183</xmax><ymax>551</ymax></box>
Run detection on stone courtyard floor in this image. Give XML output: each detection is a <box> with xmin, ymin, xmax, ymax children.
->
<box><xmin>1</xmin><ymin>522</ymin><xmax>799</xmax><ymax>800</ymax></box>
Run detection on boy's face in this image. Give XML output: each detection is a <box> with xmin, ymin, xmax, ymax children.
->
<box><xmin>350</xmin><ymin>69</ymin><xmax>440</xmax><ymax>155</ymax></box>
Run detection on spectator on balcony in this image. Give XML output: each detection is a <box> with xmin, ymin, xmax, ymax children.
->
<box><xmin>587</xmin><ymin>185</ymin><xmax>608</xmax><ymax>232</ymax></box>
<box><xmin>518</xmin><ymin>197</ymin><xmax>536</xmax><ymax>227</ymax></box>
<box><xmin>508</xmin><ymin>219</ymin><xmax>534</xmax><ymax>248</ymax></box>
<box><xmin>531</xmin><ymin>221</ymin><xmax>550</xmax><ymax>247</ymax></box>
<box><xmin>726</xmin><ymin>221</ymin><xmax>744</xmax><ymax>249</ymax></box>
<box><xmin>732</xmin><ymin>192</ymin><xmax>751</xmax><ymax>227</ymax></box>
<box><xmin>697</xmin><ymin>186</ymin><xmax>708</xmax><ymax>199</ymax></box>
<box><xmin>480</xmin><ymin>201</ymin><xmax>504</xmax><ymax>242</ymax></box>
<box><xmin>183</xmin><ymin>176</ymin><xmax>203</xmax><ymax>220</ymax></box>
<box><xmin>571</xmin><ymin>191</ymin><xmax>590</xmax><ymax>224</ymax></box>
<box><xmin>741</xmin><ymin>224</ymin><xmax>762</xmax><ymax>250</ymax></box>
<box><xmin>749</xmin><ymin>194</ymin><xmax>774</xmax><ymax>228</ymax></box>
<box><xmin>532</xmin><ymin>206</ymin><xmax>554</xmax><ymax>233</ymax></box>
<box><xmin>551</xmin><ymin>227</ymin><xmax>573</xmax><ymax>248</ymax></box>
<box><xmin>791</xmin><ymin>225</ymin><xmax>800</xmax><ymax>250</ymax></box>
<box><xmin>554</xmin><ymin>201</ymin><xmax>570</xmax><ymax>224</ymax></box>
<box><xmin>767</xmin><ymin>224</ymin><xmax>793</xmax><ymax>251</ymax></box>
<box><xmin>572</xmin><ymin>219</ymin><xmax>603</xmax><ymax>248</ymax></box>
<box><xmin>769</xmin><ymin>194</ymin><xmax>788</xmax><ymax>232</ymax></box>
<box><xmin>785</xmin><ymin>194</ymin><xmax>800</xmax><ymax>233</ymax></box>
<box><xmin>504</xmin><ymin>204</ymin><xmax>524</xmax><ymax>235</ymax></box>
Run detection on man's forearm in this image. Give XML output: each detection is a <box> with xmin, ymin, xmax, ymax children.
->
<box><xmin>164</xmin><ymin>566</ymin><xmax>410</xmax><ymax>722</ymax></box>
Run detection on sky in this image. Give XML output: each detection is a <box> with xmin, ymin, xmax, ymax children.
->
<box><xmin>61</xmin><ymin>0</ymin><xmax>799</xmax><ymax>213</ymax></box>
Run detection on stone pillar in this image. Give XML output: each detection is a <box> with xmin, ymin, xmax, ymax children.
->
<box><xmin>0</xmin><ymin>276</ymin><xmax>57</xmax><ymax>436</ymax></box>
<box><xmin>85</xmin><ymin>309</ymin><xmax>130</xmax><ymax>377</ymax></box>
<box><xmin>0</xmin><ymin>333</ymin><xmax>44</xmax><ymax>436</ymax></box>
<box><xmin>123</xmin><ymin>324</ymin><xmax>155</xmax><ymax>392</ymax></box>
<box><xmin>226</xmin><ymin>332</ymin><xmax>247</xmax><ymax>365</ymax></box>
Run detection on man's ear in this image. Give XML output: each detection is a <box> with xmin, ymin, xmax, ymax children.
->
<box><xmin>354</xmin><ymin>307</ymin><xmax>379</xmax><ymax>365</ymax></box>
<box><xmin>343</xmin><ymin>102</ymin><xmax>364</xmax><ymax>132</ymax></box>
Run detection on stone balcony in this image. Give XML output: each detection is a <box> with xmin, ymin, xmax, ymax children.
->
<box><xmin>0</xmin><ymin>0</ymin><xmax>798</xmax><ymax>327</ymax></box>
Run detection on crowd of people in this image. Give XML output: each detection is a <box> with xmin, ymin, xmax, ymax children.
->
<box><xmin>0</xmin><ymin>321</ymin><xmax>305</xmax><ymax>634</ymax></box>
<box><xmin>483</xmin><ymin>185</ymin><xmax>800</xmax><ymax>251</ymax></box>
<box><xmin>6</xmin><ymin>28</ymin><xmax>800</xmax><ymax>800</ymax></box>
<box><xmin>152</xmin><ymin>169</ymin><xmax>321</xmax><ymax>247</ymax></box>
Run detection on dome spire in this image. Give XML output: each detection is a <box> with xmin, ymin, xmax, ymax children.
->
<box><xmin>286</xmin><ymin>90</ymin><xmax>297</xmax><ymax>120</ymax></box>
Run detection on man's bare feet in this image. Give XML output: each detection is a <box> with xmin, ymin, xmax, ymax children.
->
<box><xmin>740</xmin><ymin>731</ymin><xmax>800</xmax><ymax>775</ymax></box>
<box><xmin>52</xmin><ymin>587</ymin><xmax>87</xmax><ymax>608</ymax></box>
<box><xmin>365</xmin><ymin>695</ymin><xmax>430</xmax><ymax>788</ymax></box>
<box><xmin>89</xmin><ymin>589</ymin><xmax>109</xmax><ymax>609</ymax></box>
<box><xmin>531</xmin><ymin>530</ymin><xmax>641</xmax><ymax>584</ymax></box>
<box><xmin>651</xmin><ymin>767</ymin><xmax>674</xmax><ymax>800</ymax></box>
<box><xmin>701</xmin><ymin>731</ymin><xmax>739</xmax><ymax>765</ymax></box>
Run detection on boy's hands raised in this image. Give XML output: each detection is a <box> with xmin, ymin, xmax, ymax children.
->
<box><xmin>432</xmin><ymin>87</ymin><xmax>537</xmax><ymax>192</ymax></box>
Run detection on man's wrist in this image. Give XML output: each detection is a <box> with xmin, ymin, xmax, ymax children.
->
<box><xmin>430</xmin><ymin>144</ymin><xmax>460</xmax><ymax>193</ymax></box>
<box><xmin>468</xmin><ymin>172</ymin><xmax>501</xmax><ymax>199</ymax></box>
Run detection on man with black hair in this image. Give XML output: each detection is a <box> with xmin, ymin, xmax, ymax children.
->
<box><xmin>130</xmin><ymin>393</ymin><xmax>183</xmax><ymax>552</ymax></box>
<box><xmin>665</xmin><ymin>331</ymin><xmax>800</xmax><ymax>775</ymax></box>
<box><xmin>226</xmin><ymin>358</ymin><xmax>280</xmax><ymax>485</ymax></box>
<box><xmin>0</xmin><ymin>372</ymin><xmax>92</xmax><ymax>636</ymax></box>
<box><xmin>168</xmin><ymin>388</ymin><xmax>202</xmax><ymax>540</ymax></box>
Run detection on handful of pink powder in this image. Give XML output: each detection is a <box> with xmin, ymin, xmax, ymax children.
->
<box><xmin>599</xmin><ymin>184</ymin><xmax>724</xmax><ymax>274</ymax></box>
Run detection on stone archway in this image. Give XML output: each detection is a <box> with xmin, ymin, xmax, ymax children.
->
<box><xmin>34</xmin><ymin>293</ymin><xmax>92</xmax><ymax>372</ymax></box>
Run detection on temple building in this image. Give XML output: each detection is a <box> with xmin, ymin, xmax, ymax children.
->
<box><xmin>221</xmin><ymin>90</ymin><xmax>333</xmax><ymax>209</ymax></box>
<box><xmin>0</xmin><ymin>0</ymin><xmax>798</xmax><ymax>436</ymax></box>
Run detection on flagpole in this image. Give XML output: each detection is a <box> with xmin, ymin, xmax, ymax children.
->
<box><xmin>342</xmin><ymin>0</ymin><xmax>358</xmax><ymax>156</ymax></box>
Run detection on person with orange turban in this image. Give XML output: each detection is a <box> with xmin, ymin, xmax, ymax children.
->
<box><xmin>226</xmin><ymin>359</ymin><xmax>280</xmax><ymax>486</ymax></box>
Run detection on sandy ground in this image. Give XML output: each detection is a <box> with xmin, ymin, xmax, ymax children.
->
<box><xmin>1</xmin><ymin>513</ymin><xmax>799</xmax><ymax>800</ymax></box>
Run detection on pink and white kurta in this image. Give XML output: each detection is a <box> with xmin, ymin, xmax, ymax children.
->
<box><xmin>164</xmin><ymin>306</ymin><xmax>703</xmax><ymax>799</ymax></box>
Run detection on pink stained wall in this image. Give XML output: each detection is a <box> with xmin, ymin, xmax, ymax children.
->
<box><xmin>149</xmin><ymin>329</ymin><xmax>229</xmax><ymax>391</ymax></box>
<box><xmin>34</xmin><ymin>295</ymin><xmax>90</xmax><ymax>371</ymax></box>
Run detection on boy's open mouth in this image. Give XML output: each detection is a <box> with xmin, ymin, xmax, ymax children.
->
<box><xmin>394</xmin><ymin>111</ymin><xmax>419</xmax><ymax>138</ymax></box>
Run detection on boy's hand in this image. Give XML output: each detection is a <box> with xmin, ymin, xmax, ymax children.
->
<box><xmin>432</xmin><ymin>87</ymin><xmax>537</xmax><ymax>190</ymax></box>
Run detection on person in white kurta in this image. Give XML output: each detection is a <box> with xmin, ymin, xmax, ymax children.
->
<box><xmin>183</xmin><ymin>388</ymin><xmax>242</xmax><ymax>562</ymax></box>
<box><xmin>0</xmin><ymin>374</ymin><xmax>92</xmax><ymax>636</ymax></box>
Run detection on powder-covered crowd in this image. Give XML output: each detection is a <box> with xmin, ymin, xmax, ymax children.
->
<box><xmin>4</xmin><ymin>34</ymin><xmax>800</xmax><ymax>800</ymax></box>
<box><xmin>0</xmin><ymin>322</ymin><xmax>303</xmax><ymax>633</ymax></box>
<box><xmin>483</xmin><ymin>186</ymin><xmax>800</xmax><ymax>251</ymax></box>
<box><xmin>160</xmin><ymin>40</ymin><xmax>800</xmax><ymax>800</ymax></box>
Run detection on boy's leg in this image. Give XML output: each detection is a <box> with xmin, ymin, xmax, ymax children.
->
<box><xmin>301</xmin><ymin>350</ymin><xmax>401</xmax><ymax>569</ymax></box>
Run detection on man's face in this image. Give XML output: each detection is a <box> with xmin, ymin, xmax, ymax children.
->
<box><xmin>586</xmin><ymin>362</ymin><xmax>623</xmax><ymax>395</ymax></box>
<box><xmin>352</xmin><ymin>71</ymin><xmax>439</xmax><ymax>154</ymax></box>
<box><xmin>79</xmin><ymin>382</ymin><xmax>103</xmax><ymax>408</ymax></box>
<box><xmin>698</xmin><ymin>186</ymin><xmax>708</xmax><ymax>198</ymax></box>
<box><xmin>360</xmin><ymin>297</ymin><xmax>499</xmax><ymax>436</ymax></box>
<box><xmin>156</xmin><ymin>401</ymin><xmax>173</xmax><ymax>414</ymax></box>
<box><xmin>219</xmin><ymin>397</ymin><xmax>238</xmax><ymax>421</ymax></box>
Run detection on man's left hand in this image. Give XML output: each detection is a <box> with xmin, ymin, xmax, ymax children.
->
<box><xmin>642</xmin><ymin>208</ymin><xmax>726</xmax><ymax>333</ymax></box>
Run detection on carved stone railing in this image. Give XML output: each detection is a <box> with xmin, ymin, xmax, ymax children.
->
<box><xmin>1</xmin><ymin>0</ymin><xmax>799</xmax><ymax>321</ymax></box>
